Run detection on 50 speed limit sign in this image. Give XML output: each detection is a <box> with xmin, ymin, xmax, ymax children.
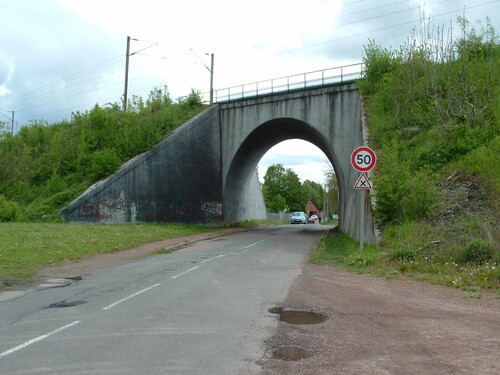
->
<box><xmin>351</xmin><ymin>146</ymin><xmax>377</xmax><ymax>172</ymax></box>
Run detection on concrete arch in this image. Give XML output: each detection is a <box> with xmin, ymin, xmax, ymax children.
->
<box><xmin>224</xmin><ymin>117</ymin><xmax>341</xmax><ymax>224</ymax></box>
<box><xmin>219</xmin><ymin>82</ymin><xmax>376</xmax><ymax>243</ymax></box>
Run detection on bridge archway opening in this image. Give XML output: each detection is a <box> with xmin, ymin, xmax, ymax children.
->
<box><xmin>258</xmin><ymin>139</ymin><xmax>328</xmax><ymax>184</ymax></box>
<box><xmin>224</xmin><ymin>117</ymin><xmax>342</xmax><ymax>225</ymax></box>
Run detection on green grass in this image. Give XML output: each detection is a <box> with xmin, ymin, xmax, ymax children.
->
<box><xmin>234</xmin><ymin>219</ymin><xmax>287</xmax><ymax>226</ymax></box>
<box><xmin>0</xmin><ymin>223</ymin><xmax>221</xmax><ymax>289</ymax></box>
<box><xmin>311</xmin><ymin>230</ymin><xmax>500</xmax><ymax>293</ymax></box>
<box><xmin>310</xmin><ymin>231</ymin><xmax>381</xmax><ymax>272</ymax></box>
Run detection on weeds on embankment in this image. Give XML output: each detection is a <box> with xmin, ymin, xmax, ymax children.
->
<box><xmin>311</xmin><ymin>230</ymin><xmax>499</xmax><ymax>294</ymax></box>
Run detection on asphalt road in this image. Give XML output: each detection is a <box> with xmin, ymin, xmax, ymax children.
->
<box><xmin>0</xmin><ymin>225</ymin><xmax>328</xmax><ymax>374</ymax></box>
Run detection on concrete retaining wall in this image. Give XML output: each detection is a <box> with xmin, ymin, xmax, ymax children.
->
<box><xmin>60</xmin><ymin>106</ymin><xmax>230</xmax><ymax>224</ymax></box>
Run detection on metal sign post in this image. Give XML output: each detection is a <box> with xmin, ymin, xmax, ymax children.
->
<box><xmin>351</xmin><ymin>147</ymin><xmax>377</xmax><ymax>254</ymax></box>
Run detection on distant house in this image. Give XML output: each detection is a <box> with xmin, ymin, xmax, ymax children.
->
<box><xmin>305</xmin><ymin>199</ymin><xmax>323</xmax><ymax>220</ymax></box>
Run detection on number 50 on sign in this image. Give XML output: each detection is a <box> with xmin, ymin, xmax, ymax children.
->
<box><xmin>351</xmin><ymin>146</ymin><xmax>377</xmax><ymax>172</ymax></box>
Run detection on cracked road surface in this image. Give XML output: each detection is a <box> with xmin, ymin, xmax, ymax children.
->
<box><xmin>0</xmin><ymin>225</ymin><xmax>326</xmax><ymax>374</ymax></box>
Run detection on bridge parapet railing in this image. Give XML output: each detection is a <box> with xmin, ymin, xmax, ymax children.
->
<box><xmin>214</xmin><ymin>63</ymin><xmax>364</xmax><ymax>103</ymax></box>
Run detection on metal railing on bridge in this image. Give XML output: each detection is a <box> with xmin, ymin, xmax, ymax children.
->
<box><xmin>213</xmin><ymin>62</ymin><xmax>364</xmax><ymax>103</ymax></box>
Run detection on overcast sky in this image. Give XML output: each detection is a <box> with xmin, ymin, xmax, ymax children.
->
<box><xmin>1</xmin><ymin>0</ymin><xmax>498</xmax><ymax>184</ymax></box>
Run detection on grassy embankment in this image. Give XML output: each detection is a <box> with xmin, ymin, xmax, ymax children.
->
<box><xmin>311</xmin><ymin>19</ymin><xmax>499</xmax><ymax>295</ymax></box>
<box><xmin>311</xmin><ymin>231</ymin><xmax>499</xmax><ymax>293</ymax></box>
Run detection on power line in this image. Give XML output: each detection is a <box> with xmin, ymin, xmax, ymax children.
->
<box><xmin>6</xmin><ymin>56</ymin><xmax>124</xmax><ymax>102</ymax></box>
<box><xmin>277</xmin><ymin>0</ymin><xmax>500</xmax><ymax>55</ymax></box>
<box><xmin>0</xmin><ymin>110</ymin><xmax>12</xmax><ymax>121</ymax></box>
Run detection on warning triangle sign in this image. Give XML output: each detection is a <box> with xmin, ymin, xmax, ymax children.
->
<box><xmin>354</xmin><ymin>172</ymin><xmax>373</xmax><ymax>189</ymax></box>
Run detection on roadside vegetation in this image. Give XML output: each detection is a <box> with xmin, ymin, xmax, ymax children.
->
<box><xmin>312</xmin><ymin>231</ymin><xmax>498</xmax><ymax>293</ymax></box>
<box><xmin>0</xmin><ymin>223</ymin><xmax>221</xmax><ymax>289</ymax></box>
<box><xmin>313</xmin><ymin>17</ymin><xmax>499</xmax><ymax>293</ymax></box>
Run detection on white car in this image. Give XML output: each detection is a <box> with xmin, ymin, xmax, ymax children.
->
<box><xmin>290</xmin><ymin>212</ymin><xmax>307</xmax><ymax>224</ymax></box>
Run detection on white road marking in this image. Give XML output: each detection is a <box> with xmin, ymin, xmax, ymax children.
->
<box><xmin>0</xmin><ymin>238</ymin><xmax>270</xmax><ymax>360</ymax></box>
<box><xmin>244</xmin><ymin>239</ymin><xmax>266</xmax><ymax>249</ymax></box>
<box><xmin>200</xmin><ymin>254</ymin><xmax>225</xmax><ymax>264</ymax></box>
<box><xmin>102</xmin><ymin>283</ymin><xmax>161</xmax><ymax>310</ymax></box>
<box><xmin>0</xmin><ymin>320</ymin><xmax>81</xmax><ymax>359</ymax></box>
<box><xmin>171</xmin><ymin>266</ymin><xmax>200</xmax><ymax>279</ymax></box>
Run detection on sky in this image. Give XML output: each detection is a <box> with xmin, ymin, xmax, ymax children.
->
<box><xmin>1</xmin><ymin>0</ymin><xmax>499</xmax><ymax>184</ymax></box>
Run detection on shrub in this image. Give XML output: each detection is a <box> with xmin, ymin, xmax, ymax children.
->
<box><xmin>90</xmin><ymin>148</ymin><xmax>121</xmax><ymax>181</ymax></box>
<box><xmin>0</xmin><ymin>195</ymin><xmax>19</xmax><ymax>222</ymax></box>
<box><xmin>462</xmin><ymin>239</ymin><xmax>494</xmax><ymax>264</ymax></box>
<box><xmin>393</xmin><ymin>249</ymin><xmax>416</xmax><ymax>262</ymax></box>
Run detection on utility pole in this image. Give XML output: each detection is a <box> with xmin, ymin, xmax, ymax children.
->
<box><xmin>123</xmin><ymin>36</ymin><xmax>131</xmax><ymax>111</ymax></box>
<box><xmin>11</xmin><ymin>111</ymin><xmax>14</xmax><ymax>135</ymax></box>
<box><xmin>209</xmin><ymin>53</ymin><xmax>214</xmax><ymax>104</ymax></box>
<box><xmin>192</xmin><ymin>50</ymin><xmax>215</xmax><ymax>104</ymax></box>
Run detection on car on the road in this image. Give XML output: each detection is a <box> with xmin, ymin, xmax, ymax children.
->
<box><xmin>307</xmin><ymin>214</ymin><xmax>318</xmax><ymax>224</ymax></box>
<box><xmin>290</xmin><ymin>212</ymin><xmax>307</xmax><ymax>224</ymax></box>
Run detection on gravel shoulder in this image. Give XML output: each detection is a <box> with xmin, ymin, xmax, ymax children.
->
<box><xmin>260</xmin><ymin>262</ymin><xmax>500</xmax><ymax>375</ymax></box>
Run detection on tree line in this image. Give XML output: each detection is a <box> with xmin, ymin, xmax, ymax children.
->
<box><xmin>261</xmin><ymin>163</ymin><xmax>339</xmax><ymax>216</ymax></box>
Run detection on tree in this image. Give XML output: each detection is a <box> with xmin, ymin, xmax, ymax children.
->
<box><xmin>0</xmin><ymin>121</ymin><xmax>9</xmax><ymax>139</ymax></box>
<box><xmin>262</xmin><ymin>164</ymin><xmax>306</xmax><ymax>212</ymax></box>
<box><xmin>302</xmin><ymin>179</ymin><xmax>324</xmax><ymax>210</ymax></box>
<box><xmin>323</xmin><ymin>163</ymin><xmax>339</xmax><ymax>215</ymax></box>
<box><xmin>146</xmin><ymin>85</ymin><xmax>172</xmax><ymax>112</ymax></box>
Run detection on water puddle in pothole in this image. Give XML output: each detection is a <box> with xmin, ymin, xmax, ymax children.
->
<box><xmin>272</xmin><ymin>345</ymin><xmax>312</xmax><ymax>361</ymax></box>
<box><xmin>46</xmin><ymin>300</ymin><xmax>87</xmax><ymax>308</ymax></box>
<box><xmin>268</xmin><ymin>307</ymin><xmax>327</xmax><ymax>325</ymax></box>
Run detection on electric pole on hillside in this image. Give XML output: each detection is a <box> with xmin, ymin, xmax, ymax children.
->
<box><xmin>209</xmin><ymin>53</ymin><xmax>214</xmax><ymax>104</ymax></box>
<box><xmin>123</xmin><ymin>36</ymin><xmax>160</xmax><ymax>111</ymax></box>
<box><xmin>190</xmin><ymin>49</ymin><xmax>214</xmax><ymax>104</ymax></box>
<box><xmin>123</xmin><ymin>36</ymin><xmax>131</xmax><ymax>111</ymax></box>
<box><xmin>11</xmin><ymin>111</ymin><xmax>14</xmax><ymax>135</ymax></box>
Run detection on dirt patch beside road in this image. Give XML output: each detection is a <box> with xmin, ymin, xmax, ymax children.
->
<box><xmin>259</xmin><ymin>262</ymin><xmax>500</xmax><ymax>375</ymax></box>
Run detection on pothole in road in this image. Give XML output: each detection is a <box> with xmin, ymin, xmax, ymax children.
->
<box><xmin>46</xmin><ymin>300</ymin><xmax>87</xmax><ymax>308</ymax></box>
<box><xmin>272</xmin><ymin>345</ymin><xmax>313</xmax><ymax>361</ymax></box>
<box><xmin>268</xmin><ymin>307</ymin><xmax>327</xmax><ymax>325</ymax></box>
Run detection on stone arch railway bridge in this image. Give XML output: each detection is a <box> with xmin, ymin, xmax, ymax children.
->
<box><xmin>60</xmin><ymin>63</ymin><xmax>377</xmax><ymax>244</ymax></box>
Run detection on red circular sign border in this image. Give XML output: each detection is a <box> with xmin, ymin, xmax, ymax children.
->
<box><xmin>351</xmin><ymin>146</ymin><xmax>377</xmax><ymax>172</ymax></box>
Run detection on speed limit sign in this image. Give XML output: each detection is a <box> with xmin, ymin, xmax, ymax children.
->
<box><xmin>351</xmin><ymin>146</ymin><xmax>377</xmax><ymax>172</ymax></box>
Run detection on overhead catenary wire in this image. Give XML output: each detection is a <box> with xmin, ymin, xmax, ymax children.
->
<box><xmin>277</xmin><ymin>0</ymin><xmax>499</xmax><ymax>55</ymax></box>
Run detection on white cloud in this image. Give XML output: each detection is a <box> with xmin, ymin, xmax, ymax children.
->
<box><xmin>258</xmin><ymin>140</ymin><xmax>331</xmax><ymax>184</ymax></box>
